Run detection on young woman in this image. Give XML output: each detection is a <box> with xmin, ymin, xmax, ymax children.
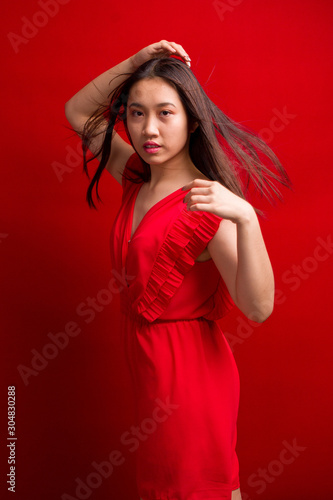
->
<box><xmin>65</xmin><ymin>40</ymin><xmax>290</xmax><ymax>500</ymax></box>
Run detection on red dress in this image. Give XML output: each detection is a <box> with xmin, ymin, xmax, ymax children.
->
<box><xmin>110</xmin><ymin>152</ymin><xmax>240</xmax><ymax>500</ymax></box>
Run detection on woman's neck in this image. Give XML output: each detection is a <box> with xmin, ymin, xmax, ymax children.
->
<box><xmin>147</xmin><ymin>151</ymin><xmax>207</xmax><ymax>191</ymax></box>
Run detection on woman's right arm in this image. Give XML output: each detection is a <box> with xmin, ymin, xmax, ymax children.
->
<box><xmin>64</xmin><ymin>41</ymin><xmax>191</xmax><ymax>184</ymax></box>
<box><xmin>64</xmin><ymin>56</ymin><xmax>137</xmax><ymax>184</ymax></box>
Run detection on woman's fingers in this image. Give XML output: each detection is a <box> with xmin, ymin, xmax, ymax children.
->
<box><xmin>154</xmin><ymin>40</ymin><xmax>191</xmax><ymax>66</ymax></box>
<box><xmin>133</xmin><ymin>41</ymin><xmax>191</xmax><ymax>69</ymax></box>
<box><xmin>168</xmin><ymin>42</ymin><xmax>191</xmax><ymax>66</ymax></box>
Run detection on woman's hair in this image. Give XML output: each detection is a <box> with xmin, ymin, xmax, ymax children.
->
<box><xmin>74</xmin><ymin>56</ymin><xmax>292</xmax><ymax>210</ymax></box>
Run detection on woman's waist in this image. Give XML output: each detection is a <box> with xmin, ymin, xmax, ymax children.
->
<box><xmin>120</xmin><ymin>297</ymin><xmax>216</xmax><ymax>327</ymax></box>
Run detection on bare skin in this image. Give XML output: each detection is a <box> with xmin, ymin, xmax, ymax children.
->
<box><xmin>140</xmin><ymin>490</ymin><xmax>242</xmax><ymax>500</ymax></box>
<box><xmin>232</xmin><ymin>487</ymin><xmax>242</xmax><ymax>500</ymax></box>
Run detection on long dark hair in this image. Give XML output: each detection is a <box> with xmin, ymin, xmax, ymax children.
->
<box><xmin>74</xmin><ymin>56</ymin><xmax>291</xmax><ymax>210</ymax></box>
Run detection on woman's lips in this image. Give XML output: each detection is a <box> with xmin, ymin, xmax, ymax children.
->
<box><xmin>143</xmin><ymin>145</ymin><xmax>161</xmax><ymax>154</ymax></box>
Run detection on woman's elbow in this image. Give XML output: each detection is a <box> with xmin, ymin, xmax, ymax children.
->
<box><xmin>253</xmin><ymin>305</ymin><xmax>274</xmax><ymax>323</ymax></box>
<box><xmin>243</xmin><ymin>299</ymin><xmax>274</xmax><ymax>324</ymax></box>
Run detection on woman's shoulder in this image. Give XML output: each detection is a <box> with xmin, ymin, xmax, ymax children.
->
<box><xmin>122</xmin><ymin>152</ymin><xmax>149</xmax><ymax>190</ymax></box>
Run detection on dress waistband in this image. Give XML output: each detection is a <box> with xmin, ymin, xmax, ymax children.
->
<box><xmin>120</xmin><ymin>297</ymin><xmax>213</xmax><ymax>327</ymax></box>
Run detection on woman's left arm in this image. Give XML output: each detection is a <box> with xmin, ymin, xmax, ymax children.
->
<box><xmin>182</xmin><ymin>179</ymin><xmax>275</xmax><ymax>323</ymax></box>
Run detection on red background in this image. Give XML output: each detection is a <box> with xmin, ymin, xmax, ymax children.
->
<box><xmin>1</xmin><ymin>0</ymin><xmax>332</xmax><ymax>499</ymax></box>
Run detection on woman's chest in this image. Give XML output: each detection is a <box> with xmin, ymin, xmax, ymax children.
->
<box><xmin>131</xmin><ymin>185</ymin><xmax>212</xmax><ymax>263</ymax></box>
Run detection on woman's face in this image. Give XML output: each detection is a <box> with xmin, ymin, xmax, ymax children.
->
<box><xmin>126</xmin><ymin>77</ymin><xmax>193</xmax><ymax>166</ymax></box>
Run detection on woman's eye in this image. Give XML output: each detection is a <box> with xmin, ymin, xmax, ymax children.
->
<box><xmin>130</xmin><ymin>110</ymin><xmax>171</xmax><ymax>117</ymax></box>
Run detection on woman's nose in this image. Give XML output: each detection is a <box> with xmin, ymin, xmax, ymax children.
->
<box><xmin>142</xmin><ymin>115</ymin><xmax>159</xmax><ymax>136</ymax></box>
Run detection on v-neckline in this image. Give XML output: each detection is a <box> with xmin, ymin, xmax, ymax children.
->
<box><xmin>128</xmin><ymin>182</ymin><xmax>187</xmax><ymax>242</ymax></box>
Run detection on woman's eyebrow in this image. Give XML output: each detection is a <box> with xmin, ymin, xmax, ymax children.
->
<box><xmin>128</xmin><ymin>102</ymin><xmax>177</xmax><ymax>108</ymax></box>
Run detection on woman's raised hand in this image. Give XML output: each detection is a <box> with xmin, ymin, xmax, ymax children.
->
<box><xmin>182</xmin><ymin>179</ymin><xmax>254</xmax><ymax>225</ymax></box>
<box><xmin>130</xmin><ymin>40</ymin><xmax>191</xmax><ymax>70</ymax></box>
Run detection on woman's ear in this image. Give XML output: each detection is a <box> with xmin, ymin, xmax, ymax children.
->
<box><xmin>190</xmin><ymin>121</ymin><xmax>199</xmax><ymax>133</ymax></box>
